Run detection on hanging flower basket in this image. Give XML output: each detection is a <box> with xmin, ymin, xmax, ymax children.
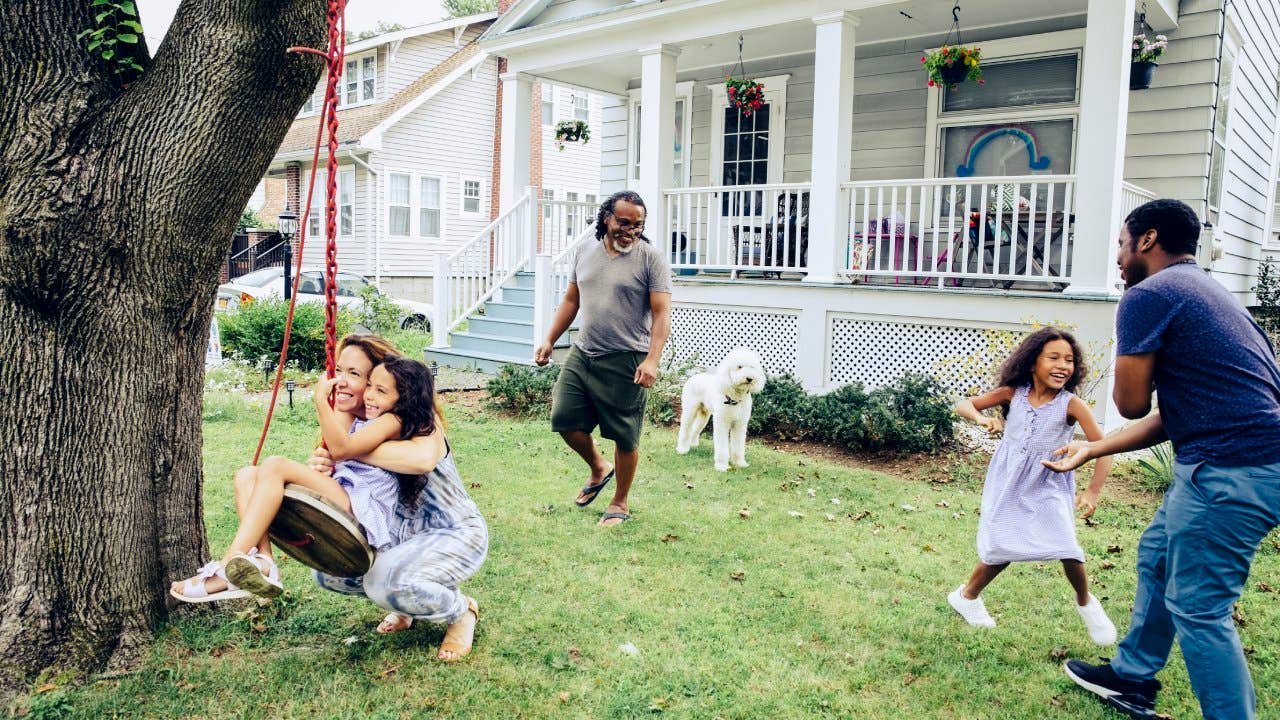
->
<box><xmin>922</xmin><ymin>45</ymin><xmax>984</xmax><ymax>90</ymax></box>
<box><xmin>1130</xmin><ymin>33</ymin><xmax>1168</xmax><ymax>90</ymax></box>
<box><xmin>725</xmin><ymin>76</ymin><xmax>766</xmax><ymax>117</ymax></box>
<box><xmin>554</xmin><ymin>119</ymin><xmax>590</xmax><ymax>151</ymax></box>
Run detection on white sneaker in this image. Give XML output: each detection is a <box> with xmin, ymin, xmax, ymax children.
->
<box><xmin>948</xmin><ymin>585</ymin><xmax>996</xmax><ymax>628</ymax></box>
<box><xmin>1076</xmin><ymin>594</ymin><xmax>1118</xmax><ymax>645</ymax></box>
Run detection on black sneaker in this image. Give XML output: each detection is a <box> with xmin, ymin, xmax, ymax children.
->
<box><xmin>1063</xmin><ymin>659</ymin><xmax>1161</xmax><ymax>719</ymax></box>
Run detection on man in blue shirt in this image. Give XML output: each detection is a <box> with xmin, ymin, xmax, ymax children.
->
<box><xmin>1046</xmin><ymin>199</ymin><xmax>1280</xmax><ymax>720</ymax></box>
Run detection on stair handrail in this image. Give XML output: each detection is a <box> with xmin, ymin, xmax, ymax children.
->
<box><xmin>432</xmin><ymin>190</ymin><xmax>535</xmax><ymax>348</ymax></box>
<box><xmin>532</xmin><ymin>225</ymin><xmax>596</xmax><ymax>345</ymax></box>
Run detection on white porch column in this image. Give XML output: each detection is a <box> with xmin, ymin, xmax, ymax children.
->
<box><xmin>1066</xmin><ymin>0</ymin><xmax>1135</xmax><ymax>296</ymax></box>
<box><xmin>500</xmin><ymin>72</ymin><xmax>533</xmax><ymax>211</ymax></box>
<box><xmin>803</xmin><ymin>11</ymin><xmax>857</xmax><ymax>285</ymax></box>
<box><xmin>638</xmin><ymin>44</ymin><xmax>680</xmax><ymax>250</ymax></box>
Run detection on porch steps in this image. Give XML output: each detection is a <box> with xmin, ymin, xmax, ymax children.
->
<box><xmin>424</xmin><ymin>271</ymin><xmax>575</xmax><ymax>374</ymax></box>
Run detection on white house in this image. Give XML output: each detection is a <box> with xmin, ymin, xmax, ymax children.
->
<box><xmin>420</xmin><ymin>0</ymin><xmax>1280</xmax><ymax>427</ymax></box>
<box><xmin>262</xmin><ymin>12</ymin><xmax>604</xmax><ymax>301</ymax></box>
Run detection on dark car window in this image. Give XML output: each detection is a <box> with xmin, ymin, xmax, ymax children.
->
<box><xmin>297</xmin><ymin>271</ymin><xmax>325</xmax><ymax>296</ymax></box>
<box><xmin>337</xmin><ymin>273</ymin><xmax>370</xmax><ymax>298</ymax></box>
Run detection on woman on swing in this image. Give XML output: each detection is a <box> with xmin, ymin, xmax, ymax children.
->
<box><xmin>170</xmin><ymin>334</ymin><xmax>487</xmax><ymax>662</ymax></box>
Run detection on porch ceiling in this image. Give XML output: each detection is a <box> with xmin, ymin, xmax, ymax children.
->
<box><xmin>511</xmin><ymin>0</ymin><xmax>1090</xmax><ymax>94</ymax></box>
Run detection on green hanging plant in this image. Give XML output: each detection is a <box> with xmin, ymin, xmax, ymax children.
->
<box><xmin>77</xmin><ymin>0</ymin><xmax>146</xmax><ymax>81</ymax></box>
<box><xmin>554</xmin><ymin>119</ymin><xmax>590</xmax><ymax>151</ymax></box>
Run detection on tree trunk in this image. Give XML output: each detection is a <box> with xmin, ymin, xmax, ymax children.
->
<box><xmin>0</xmin><ymin>0</ymin><xmax>326</xmax><ymax>695</ymax></box>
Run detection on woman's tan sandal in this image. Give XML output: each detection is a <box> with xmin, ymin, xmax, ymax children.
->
<box><xmin>438</xmin><ymin>597</ymin><xmax>479</xmax><ymax>662</ymax></box>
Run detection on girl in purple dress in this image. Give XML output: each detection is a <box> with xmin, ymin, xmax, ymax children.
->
<box><xmin>170</xmin><ymin>356</ymin><xmax>438</xmax><ymax>603</ymax></box>
<box><xmin>947</xmin><ymin>327</ymin><xmax>1118</xmax><ymax>645</ymax></box>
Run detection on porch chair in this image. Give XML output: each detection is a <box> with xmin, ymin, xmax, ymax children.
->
<box><xmin>731</xmin><ymin>192</ymin><xmax>809</xmax><ymax>278</ymax></box>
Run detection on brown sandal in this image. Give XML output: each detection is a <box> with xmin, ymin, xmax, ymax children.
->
<box><xmin>438</xmin><ymin>596</ymin><xmax>479</xmax><ymax>662</ymax></box>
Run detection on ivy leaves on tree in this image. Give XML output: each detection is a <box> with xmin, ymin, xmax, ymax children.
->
<box><xmin>77</xmin><ymin>0</ymin><xmax>146</xmax><ymax>82</ymax></box>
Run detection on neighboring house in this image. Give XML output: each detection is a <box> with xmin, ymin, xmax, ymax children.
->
<box><xmin>262</xmin><ymin>11</ymin><xmax>603</xmax><ymax>300</ymax></box>
<box><xmin>429</xmin><ymin>0</ymin><xmax>1280</xmax><ymax>428</ymax></box>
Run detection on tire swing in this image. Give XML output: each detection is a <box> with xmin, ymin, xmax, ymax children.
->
<box><xmin>251</xmin><ymin>0</ymin><xmax>374</xmax><ymax>579</ymax></box>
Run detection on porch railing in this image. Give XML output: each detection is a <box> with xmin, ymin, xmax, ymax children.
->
<box><xmin>432</xmin><ymin>191</ymin><xmax>535</xmax><ymax>347</ymax></box>
<box><xmin>1121</xmin><ymin>181</ymin><xmax>1158</xmax><ymax>218</ymax></box>
<box><xmin>841</xmin><ymin>175</ymin><xmax>1077</xmax><ymax>289</ymax></box>
<box><xmin>538</xmin><ymin>198</ymin><xmax>598</xmax><ymax>259</ymax></box>
<box><xmin>226</xmin><ymin>236</ymin><xmax>287</xmax><ymax>279</ymax></box>
<box><xmin>664</xmin><ymin>183</ymin><xmax>812</xmax><ymax>277</ymax></box>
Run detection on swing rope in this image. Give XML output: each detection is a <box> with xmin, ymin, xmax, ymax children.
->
<box><xmin>251</xmin><ymin>0</ymin><xmax>347</xmax><ymax>465</ymax></box>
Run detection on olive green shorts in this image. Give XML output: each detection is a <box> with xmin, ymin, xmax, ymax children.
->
<box><xmin>551</xmin><ymin>346</ymin><xmax>648</xmax><ymax>451</ymax></box>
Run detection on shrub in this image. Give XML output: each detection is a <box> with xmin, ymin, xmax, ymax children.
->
<box><xmin>219</xmin><ymin>299</ymin><xmax>355</xmax><ymax>371</ymax></box>
<box><xmin>748</xmin><ymin>373</ymin><xmax>816</xmax><ymax>440</ymax></box>
<box><xmin>354</xmin><ymin>284</ymin><xmax>403</xmax><ymax>335</ymax></box>
<box><xmin>864</xmin><ymin>373</ymin><xmax>956</xmax><ymax>453</ymax></box>
<box><xmin>486</xmin><ymin>363</ymin><xmax>561</xmax><ymax>417</ymax></box>
<box><xmin>645</xmin><ymin>351</ymin><xmax>702</xmax><ymax>425</ymax></box>
<box><xmin>1135</xmin><ymin>441</ymin><xmax>1175</xmax><ymax>494</ymax></box>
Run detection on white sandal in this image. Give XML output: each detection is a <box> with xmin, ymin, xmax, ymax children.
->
<box><xmin>170</xmin><ymin>561</ymin><xmax>250</xmax><ymax>603</ymax></box>
<box><xmin>225</xmin><ymin>548</ymin><xmax>284</xmax><ymax>599</ymax></box>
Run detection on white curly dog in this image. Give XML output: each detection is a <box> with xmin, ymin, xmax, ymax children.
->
<box><xmin>675</xmin><ymin>348</ymin><xmax>767</xmax><ymax>471</ymax></box>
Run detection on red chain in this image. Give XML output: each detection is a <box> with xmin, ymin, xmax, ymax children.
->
<box><xmin>251</xmin><ymin>0</ymin><xmax>346</xmax><ymax>465</ymax></box>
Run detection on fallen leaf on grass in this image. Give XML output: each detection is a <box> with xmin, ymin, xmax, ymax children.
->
<box><xmin>1233</xmin><ymin>604</ymin><xmax>1247</xmax><ymax>627</ymax></box>
<box><xmin>921</xmin><ymin>544</ymin><xmax>935</xmax><ymax>553</ymax></box>
<box><xmin>342</xmin><ymin>636</ymin><xmax>360</xmax><ymax>646</ymax></box>
<box><xmin>1100</xmin><ymin>561</ymin><xmax>1116</xmax><ymax>570</ymax></box>
<box><xmin>739</xmin><ymin>508</ymin><xmax>752</xmax><ymax>518</ymax></box>
<box><xmin>901</xmin><ymin>504</ymin><xmax>917</xmax><ymax>512</ymax></box>
<box><xmin>210</xmin><ymin>647</ymin><xmax>224</xmax><ymax>657</ymax></box>
<box><xmin>660</xmin><ymin>534</ymin><xmax>679</xmax><ymax>543</ymax></box>
<box><xmin>1050</xmin><ymin>695</ymin><xmax>1065</xmax><ymax>708</ymax></box>
<box><xmin>684</xmin><ymin>482</ymin><xmax>694</xmax><ymax>490</ymax></box>
<box><xmin>1107</xmin><ymin>544</ymin><xmax>1123</xmax><ymax>553</ymax></box>
<box><xmin>951</xmin><ymin>512</ymin><xmax>966</xmax><ymax>519</ymax></box>
<box><xmin>849</xmin><ymin>510</ymin><xmax>872</xmax><ymax>521</ymax></box>
<box><xmin>1084</xmin><ymin>516</ymin><xmax>1101</xmax><ymax>527</ymax></box>
<box><xmin>377</xmin><ymin>665</ymin><xmax>400</xmax><ymax>679</ymax></box>
<box><xmin>648</xmin><ymin>698</ymin><xmax>669</xmax><ymax>712</ymax></box>
<box><xmin>567</xmin><ymin>647</ymin><xmax>582</xmax><ymax>661</ymax></box>
<box><xmin>788</xmin><ymin>511</ymin><xmax>805</xmax><ymax>518</ymax></box>
<box><xmin>469</xmin><ymin>482</ymin><xmax>482</xmax><ymax>489</ymax></box>
<box><xmin>824</xmin><ymin>514</ymin><xmax>836</xmax><ymax>522</ymax></box>
<box><xmin>1050</xmin><ymin>646</ymin><xmax>1070</xmax><ymax>661</ymax></box>
<box><xmin>806</xmin><ymin>488</ymin><xmax>817</xmax><ymax>497</ymax></box>
<box><xmin>729</xmin><ymin>571</ymin><xmax>746</xmax><ymax>581</ymax></box>
<box><xmin>34</xmin><ymin>683</ymin><xmax>57</xmax><ymax>695</ymax></box>
<box><xmin>558</xmin><ymin>692</ymin><xmax>571</xmax><ymax>703</ymax></box>
<box><xmin>902</xmin><ymin>673</ymin><xmax>916</xmax><ymax>686</ymax></box>
<box><xmin>618</xmin><ymin>642</ymin><xmax>639</xmax><ymax>656</ymax></box>
<box><xmin>830</xmin><ymin>498</ymin><xmax>841</xmax><ymax>505</ymax></box>
<box><xmin>1258</xmin><ymin>582</ymin><xmax>1277</xmax><ymax>593</ymax></box>
<box><xmin>936</xmin><ymin>500</ymin><xmax>950</xmax><ymax>508</ymax></box>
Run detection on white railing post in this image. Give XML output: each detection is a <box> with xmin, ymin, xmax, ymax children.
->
<box><xmin>532</xmin><ymin>253</ymin><xmax>553</xmax><ymax>346</ymax></box>
<box><xmin>432</xmin><ymin>254</ymin><xmax>450</xmax><ymax>348</ymax></box>
<box><xmin>526</xmin><ymin>187</ymin><xmax>539</xmax><ymax>263</ymax></box>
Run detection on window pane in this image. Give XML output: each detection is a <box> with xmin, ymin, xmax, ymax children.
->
<box><xmin>420</xmin><ymin>209</ymin><xmax>440</xmax><ymax>237</ymax></box>
<box><xmin>723</xmin><ymin>108</ymin><xmax>738</xmax><ymax>134</ymax></box>
<box><xmin>464</xmin><ymin>197</ymin><xmax>480</xmax><ymax>213</ymax></box>
<box><xmin>340</xmin><ymin>206</ymin><xmax>352</xmax><ymax>236</ymax></box>
<box><xmin>574</xmin><ymin>96</ymin><xmax>589</xmax><ymax>122</ymax></box>
<box><xmin>1209</xmin><ymin>143</ymin><xmax>1225</xmax><ymax>210</ymax></box>
<box><xmin>389</xmin><ymin>174</ymin><xmax>410</xmax><ymax>204</ymax></box>
<box><xmin>737</xmin><ymin>134</ymin><xmax>753</xmax><ymax>162</ymax></box>
<box><xmin>420</xmin><ymin>177</ymin><xmax>440</xmax><ymax>208</ymax></box>
<box><xmin>723</xmin><ymin>134</ymin><xmax>736</xmax><ymax>162</ymax></box>
<box><xmin>943</xmin><ymin>55</ymin><xmax>1079</xmax><ymax>112</ymax></box>
<box><xmin>362</xmin><ymin>56</ymin><xmax>375</xmax><ymax>100</ymax></box>
<box><xmin>752</xmin><ymin>160</ymin><xmax>768</xmax><ymax>183</ymax></box>
<box><xmin>339</xmin><ymin>173</ymin><xmax>353</xmax><ymax>204</ymax></box>
<box><xmin>1215</xmin><ymin>48</ymin><xmax>1236</xmax><ymax>141</ymax></box>
<box><xmin>940</xmin><ymin>119</ymin><xmax>1075</xmax><ymax>178</ymax></box>
<box><xmin>754</xmin><ymin>134</ymin><xmax>769</xmax><ymax>162</ymax></box>
<box><xmin>389</xmin><ymin>207</ymin><xmax>409</xmax><ymax>235</ymax></box>
<box><xmin>754</xmin><ymin>106</ymin><xmax>769</xmax><ymax>131</ymax></box>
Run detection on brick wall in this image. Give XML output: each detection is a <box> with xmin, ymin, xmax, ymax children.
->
<box><xmin>489</xmin><ymin>0</ymin><xmax>540</xmax><ymax>223</ymax></box>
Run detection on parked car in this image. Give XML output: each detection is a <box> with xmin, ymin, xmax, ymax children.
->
<box><xmin>216</xmin><ymin>267</ymin><xmax>432</xmax><ymax>331</ymax></box>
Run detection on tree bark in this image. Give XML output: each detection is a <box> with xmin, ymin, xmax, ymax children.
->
<box><xmin>0</xmin><ymin>0</ymin><xmax>327</xmax><ymax>695</ymax></box>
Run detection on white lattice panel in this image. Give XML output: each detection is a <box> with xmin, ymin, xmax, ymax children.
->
<box><xmin>829</xmin><ymin>317</ymin><xmax>1023</xmax><ymax>394</ymax></box>
<box><xmin>670</xmin><ymin>307</ymin><xmax>798</xmax><ymax>376</ymax></box>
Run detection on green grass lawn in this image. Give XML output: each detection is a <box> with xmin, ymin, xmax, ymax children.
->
<box><xmin>18</xmin><ymin>392</ymin><xmax>1280</xmax><ymax>719</ymax></box>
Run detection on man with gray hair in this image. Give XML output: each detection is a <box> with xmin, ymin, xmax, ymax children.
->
<box><xmin>534</xmin><ymin>191</ymin><xmax>672</xmax><ymax>527</ymax></box>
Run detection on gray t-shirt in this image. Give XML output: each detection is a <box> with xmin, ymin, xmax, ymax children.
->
<box><xmin>570</xmin><ymin>239</ymin><xmax>673</xmax><ymax>357</ymax></box>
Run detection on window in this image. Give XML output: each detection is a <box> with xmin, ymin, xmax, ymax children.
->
<box><xmin>301</xmin><ymin>93</ymin><xmax>315</xmax><ymax>115</ymax></box>
<box><xmin>342</xmin><ymin>52</ymin><xmax>376</xmax><ymax>106</ymax></box>
<box><xmin>565</xmin><ymin>191</ymin><xmax>581</xmax><ymax>236</ymax></box>
<box><xmin>628</xmin><ymin>82</ymin><xmax>694</xmax><ymax>187</ymax></box>
<box><xmin>924</xmin><ymin>32</ymin><xmax>1085</xmax><ymax>197</ymax></box>
<box><xmin>541</xmin><ymin>188</ymin><xmax>555</xmax><ymax>220</ymax></box>
<box><xmin>707</xmin><ymin>74</ymin><xmax>788</xmax><ymax>210</ymax></box>
<box><xmin>574</xmin><ymin>94</ymin><xmax>589</xmax><ymax>123</ymax></box>
<box><xmin>1208</xmin><ymin>29</ymin><xmax>1240</xmax><ymax>225</ymax></box>
<box><xmin>389</xmin><ymin>173</ymin><xmax>411</xmax><ymax>236</ymax></box>
<box><xmin>419</xmin><ymin>177</ymin><xmax>442</xmax><ymax>238</ymax></box>
<box><xmin>541</xmin><ymin>84</ymin><xmax>555</xmax><ymax>126</ymax></box>
<box><xmin>306</xmin><ymin>168</ymin><xmax>355</xmax><ymax>238</ymax></box>
<box><xmin>336</xmin><ymin>272</ymin><xmax>370</xmax><ymax>297</ymax></box>
<box><xmin>463</xmin><ymin>179</ymin><xmax>482</xmax><ymax>214</ymax></box>
<box><xmin>338</xmin><ymin>170</ymin><xmax>353</xmax><ymax>237</ymax></box>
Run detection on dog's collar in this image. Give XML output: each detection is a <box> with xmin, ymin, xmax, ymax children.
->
<box><xmin>723</xmin><ymin>396</ymin><xmax>739</xmax><ymax>406</ymax></box>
